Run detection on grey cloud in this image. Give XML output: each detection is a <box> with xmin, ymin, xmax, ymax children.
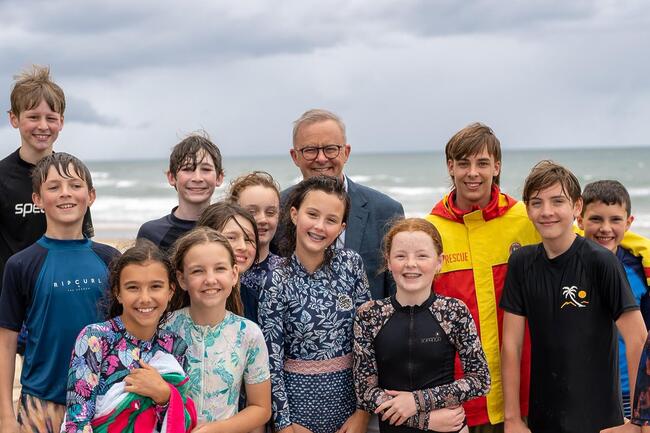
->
<box><xmin>65</xmin><ymin>97</ymin><xmax>120</xmax><ymax>126</ymax></box>
<box><xmin>4</xmin><ymin>0</ymin><xmax>645</xmax><ymax>80</ymax></box>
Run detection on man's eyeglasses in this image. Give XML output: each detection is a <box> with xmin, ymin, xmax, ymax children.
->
<box><xmin>296</xmin><ymin>144</ymin><xmax>343</xmax><ymax>161</ymax></box>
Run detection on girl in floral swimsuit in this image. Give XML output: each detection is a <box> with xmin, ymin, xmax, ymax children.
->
<box><xmin>64</xmin><ymin>240</ymin><xmax>196</xmax><ymax>433</ymax></box>
<box><xmin>165</xmin><ymin>227</ymin><xmax>271</xmax><ymax>431</ymax></box>
<box><xmin>259</xmin><ymin>176</ymin><xmax>371</xmax><ymax>433</ymax></box>
<box><xmin>353</xmin><ymin>218</ymin><xmax>490</xmax><ymax>433</ymax></box>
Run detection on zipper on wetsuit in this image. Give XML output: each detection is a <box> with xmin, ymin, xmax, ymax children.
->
<box><xmin>408</xmin><ymin>306</ymin><xmax>414</xmax><ymax>390</ymax></box>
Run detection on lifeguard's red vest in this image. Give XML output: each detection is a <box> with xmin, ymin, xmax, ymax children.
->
<box><xmin>426</xmin><ymin>186</ymin><xmax>539</xmax><ymax>426</ymax></box>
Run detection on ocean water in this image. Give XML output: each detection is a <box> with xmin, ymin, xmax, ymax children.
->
<box><xmin>87</xmin><ymin>147</ymin><xmax>650</xmax><ymax>240</ymax></box>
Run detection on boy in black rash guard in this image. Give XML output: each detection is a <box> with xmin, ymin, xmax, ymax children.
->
<box><xmin>0</xmin><ymin>65</ymin><xmax>93</xmax><ymax>354</ymax></box>
<box><xmin>354</xmin><ymin>218</ymin><xmax>490</xmax><ymax>433</ymax></box>
<box><xmin>500</xmin><ymin>161</ymin><xmax>647</xmax><ymax>433</ymax></box>
<box><xmin>137</xmin><ymin>132</ymin><xmax>224</xmax><ymax>251</ymax></box>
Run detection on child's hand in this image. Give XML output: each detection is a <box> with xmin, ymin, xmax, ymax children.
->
<box><xmin>428</xmin><ymin>406</ymin><xmax>465</xmax><ymax>432</ymax></box>
<box><xmin>124</xmin><ymin>359</ymin><xmax>171</xmax><ymax>405</ymax></box>
<box><xmin>375</xmin><ymin>390</ymin><xmax>417</xmax><ymax>425</ymax></box>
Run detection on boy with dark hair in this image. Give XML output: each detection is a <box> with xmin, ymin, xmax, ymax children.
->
<box><xmin>0</xmin><ymin>65</ymin><xmax>94</xmax><ymax>357</ymax></box>
<box><xmin>137</xmin><ymin>132</ymin><xmax>224</xmax><ymax>251</ymax></box>
<box><xmin>500</xmin><ymin>161</ymin><xmax>647</xmax><ymax>433</ymax></box>
<box><xmin>425</xmin><ymin>122</ymin><xmax>540</xmax><ymax>431</ymax></box>
<box><xmin>578</xmin><ymin>179</ymin><xmax>650</xmax><ymax>418</ymax></box>
<box><xmin>0</xmin><ymin>153</ymin><xmax>119</xmax><ymax>432</ymax></box>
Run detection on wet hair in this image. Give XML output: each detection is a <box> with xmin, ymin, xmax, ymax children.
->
<box><xmin>279</xmin><ymin>176</ymin><xmax>350</xmax><ymax>263</ymax></box>
<box><xmin>168</xmin><ymin>131</ymin><xmax>223</xmax><ymax>178</ymax></box>
<box><xmin>31</xmin><ymin>152</ymin><xmax>93</xmax><ymax>194</ymax></box>
<box><xmin>106</xmin><ymin>239</ymin><xmax>180</xmax><ymax>325</ymax></box>
<box><xmin>581</xmin><ymin>180</ymin><xmax>631</xmax><ymax>216</ymax></box>
<box><xmin>10</xmin><ymin>65</ymin><xmax>65</xmax><ymax>116</ymax></box>
<box><xmin>292</xmin><ymin>109</ymin><xmax>346</xmax><ymax>146</ymax></box>
<box><xmin>197</xmin><ymin>201</ymin><xmax>260</xmax><ymax>265</ymax></box>
<box><xmin>445</xmin><ymin>122</ymin><xmax>502</xmax><ymax>185</ymax></box>
<box><xmin>522</xmin><ymin>160</ymin><xmax>581</xmax><ymax>204</ymax></box>
<box><xmin>228</xmin><ymin>171</ymin><xmax>281</xmax><ymax>203</ymax></box>
<box><xmin>170</xmin><ymin>227</ymin><xmax>243</xmax><ymax>316</ymax></box>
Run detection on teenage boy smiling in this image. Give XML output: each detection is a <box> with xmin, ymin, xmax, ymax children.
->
<box><xmin>426</xmin><ymin>123</ymin><xmax>539</xmax><ymax>432</ymax></box>
<box><xmin>138</xmin><ymin>133</ymin><xmax>224</xmax><ymax>251</ymax></box>
<box><xmin>500</xmin><ymin>161</ymin><xmax>647</xmax><ymax>433</ymax></box>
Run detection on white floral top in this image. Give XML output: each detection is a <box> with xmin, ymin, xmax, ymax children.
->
<box><xmin>164</xmin><ymin>308</ymin><xmax>270</xmax><ymax>421</ymax></box>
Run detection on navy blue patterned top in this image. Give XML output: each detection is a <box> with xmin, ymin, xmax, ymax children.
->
<box><xmin>241</xmin><ymin>253</ymin><xmax>283</xmax><ymax>323</ymax></box>
<box><xmin>258</xmin><ymin>249</ymin><xmax>371</xmax><ymax>431</ymax></box>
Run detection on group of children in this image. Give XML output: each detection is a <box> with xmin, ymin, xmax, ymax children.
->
<box><xmin>1</xmin><ymin>66</ymin><xmax>650</xmax><ymax>433</ymax></box>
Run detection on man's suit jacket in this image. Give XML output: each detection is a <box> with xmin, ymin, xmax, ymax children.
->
<box><xmin>276</xmin><ymin>177</ymin><xmax>404</xmax><ymax>300</ymax></box>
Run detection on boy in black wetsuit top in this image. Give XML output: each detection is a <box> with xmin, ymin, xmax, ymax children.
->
<box><xmin>0</xmin><ymin>65</ymin><xmax>94</xmax><ymax>356</ymax></box>
<box><xmin>137</xmin><ymin>133</ymin><xmax>224</xmax><ymax>251</ymax></box>
<box><xmin>500</xmin><ymin>160</ymin><xmax>647</xmax><ymax>433</ymax></box>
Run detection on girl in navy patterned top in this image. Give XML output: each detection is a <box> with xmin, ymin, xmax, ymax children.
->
<box><xmin>229</xmin><ymin>171</ymin><xmax>283</xmax><ymax>313</ymax></box>
<box><xmin>353</xmin><ymin>218</ymin><xmax>490</xmax><ymax>433</ymax></box>
<box><xmin>259</xmin><ymin>176</ymin><xmax>372</xmax><ymax>433</ymax></box>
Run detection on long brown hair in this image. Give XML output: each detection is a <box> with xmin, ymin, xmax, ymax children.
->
<box><xmin>106</xmin><ymin>239</ymin><xmax>180</xmax><ymax>326</ymax></box>
<box><xmin>170</xmin><ymin>227</ymin><xmax>243</xmax><ymax>316</ymax></box>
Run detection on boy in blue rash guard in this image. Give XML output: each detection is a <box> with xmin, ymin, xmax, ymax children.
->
<box><xmin>0</xmin><ymin>153</ymin><xmax>119</xmax><ymax>433</ymax></box>
<box><xmin>577</xmin><ymin>179</ymin><xmax>650</xmax><ymax>418</ymax></box>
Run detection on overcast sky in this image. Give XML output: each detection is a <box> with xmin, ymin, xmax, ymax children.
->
<box><xmin>1</xmin><ymin>0</ymin><xmax>649</xmax><ymax>161</ymax></box>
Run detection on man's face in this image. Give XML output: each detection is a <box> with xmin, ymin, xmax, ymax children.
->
<box><xmin>447</xmin><ymin>147</ymin><xmax>500</xmax><ymax>211</ymax></box>
<box><xmin>290</xmin><ymin>119</ymin><xmax>350</xmax><ymax>181</ymax></box>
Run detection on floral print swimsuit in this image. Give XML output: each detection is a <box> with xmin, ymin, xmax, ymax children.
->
<box><xmin>164</xmin><ymin>308</ymin><xmax>270</xmax><ymax>422</ymax></box>
<box><xmin>64</xmin><ymin>317</ymin><xmax>188</xmax><ymax>433</ymax></box>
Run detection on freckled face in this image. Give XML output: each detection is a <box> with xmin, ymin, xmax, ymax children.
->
<box><xmin>388</xmin><ymin>231</ymin><xmax>442</xmax><ymax>297</ymax></box>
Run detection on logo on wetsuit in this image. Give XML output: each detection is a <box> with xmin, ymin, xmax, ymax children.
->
<box><xmin>421</xmin><ymin>332</ymin><xmax>442</xmax><ymax>344</ymax></box>
<box><xmin>560</xmin><ymin>285</ymin><xmax>589</xmax><ymax>309</ymax></box>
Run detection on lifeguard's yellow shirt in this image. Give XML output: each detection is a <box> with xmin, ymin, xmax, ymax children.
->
<box><xmin>426</xmin><ymin>186</ymin><xmax>539</xmax><ymax>426</ymax></box>
<box><xmin>427</xmin><ymin>185</ymin><xmax>650</xmax><ymax>426</ymax></box>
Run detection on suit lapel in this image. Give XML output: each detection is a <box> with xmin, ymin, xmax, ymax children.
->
<box><xmin>344</xmin><ymin>178</ymin><xmax>369</xmax><ymax>251</ymax></box>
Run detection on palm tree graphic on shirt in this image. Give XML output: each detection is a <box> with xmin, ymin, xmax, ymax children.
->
<box><xmin>561</xmin><ymin>285</ymin><xmax>588</xmax><ymax>309</ymax></box>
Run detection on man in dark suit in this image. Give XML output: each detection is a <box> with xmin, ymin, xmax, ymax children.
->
<box><xmin>281</xmin><ymin>108</ymin><xmax>404</xmax><ymax>300</ymax></box>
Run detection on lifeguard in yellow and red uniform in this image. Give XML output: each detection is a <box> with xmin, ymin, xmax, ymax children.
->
<box><xmin>426</xmin><ymin>123</ymin><xmax>650</xmax><ymax>432</ymax></box>
<box><xmin>425</xmin><ymin>122</ymin><xmax>539</xmax><ymax>432</ymax></box>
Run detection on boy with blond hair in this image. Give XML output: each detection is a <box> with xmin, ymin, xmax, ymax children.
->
<box><xmin>500</xmin><ymin>161</ymin><xmax>647</xmax><ymax>433</ymax></box>
<box><xmin>0</xmin><ymin>153</ymin><xmax>118</xmax><ymax>433</ymax></box>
